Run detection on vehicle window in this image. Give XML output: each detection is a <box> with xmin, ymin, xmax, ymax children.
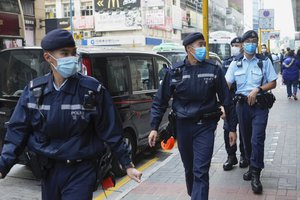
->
<box><xmin>93</xmin><ymin>56</ymin><xmax>129</xmax><ymax>96</ymax></box>
<box><xmin>209</xmin><ymin>43</ymin><xmax>231</xmax><ymax>60</ymax></box>
<box><xmin>156</xmin><ymin>58</ymin><xmax>169</xmax><ymax>85</ymax></box>
<box><xmin>158</xmin><ymin>52</ymin><xmax>186</xmax><ymax>65</ymax></box>
<box><xmin>0</xmin><ymin>49</ymin><xmax>50</xmax><ymax>97</ymax></box>
<box><xmin>130</xmin><ymin>57</ymin><xmax>154</xmax><ymax>91</ymax></box>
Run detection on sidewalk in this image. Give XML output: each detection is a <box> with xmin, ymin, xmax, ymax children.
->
<box><xmin>114</xmin><ymin>79</ymin><xmax>300</xmax><ymax>200</ymax></box>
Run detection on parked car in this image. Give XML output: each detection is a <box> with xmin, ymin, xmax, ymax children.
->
<box><xmin>0</xmin><ymin>47</ymin><xmax>171</xmax><ymax>177</ymax></box>
<box><xmin>77</xmin><ymin>47</ymin><xmax>171</xmax><ymax>175</ymax></box>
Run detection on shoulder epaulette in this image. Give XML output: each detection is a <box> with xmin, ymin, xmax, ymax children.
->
<box><xmin>79</xmin><ymin>75</ymin><xmax>102</xmax><ymax>92</ymax></box>
<box><xmin>172</xmin><ymin>61</ymin><xmax>185</xmax><ymax>69</ymax></box>
<box><xmin>29</xmin><ymin>74</ymin><xmax>51</xmax><ymax>90</ymax></box>
<box><xmin>234</xmin><ymin>53</ymin><xmax>244</xmax><ymax>61</ymax></box>
<box><xmin>204</xmin><ymin>59</ymin><xmax>219</xmax><ymax>67</ymax></box>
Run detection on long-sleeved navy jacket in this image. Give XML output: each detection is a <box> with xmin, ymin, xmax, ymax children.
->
<box><xmin>0</xmin><ymin>72</ymin><xmax>131</xmax><ymax>177</ymax></box>
<box><xmin>150</xmin><ymin>58</ymin><xmax>237</xmax><ymax>132</ymax></box>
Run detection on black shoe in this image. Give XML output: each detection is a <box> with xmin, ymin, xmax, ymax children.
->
<box><xmin>223</xmin><ymin>155</ymin><xmax>238</xmax><ymax>171</ymax></box>
<box><xmin>239</xmin><ymin>157</ymin><xmax>249</xmax><ymax>168</ymax></box>
<box><xmin>243</xmin><ymin>170</ymin><xmax>252</xmax><ymax>181</ymax></box>
<box><xmin>293</xmin><ymin>94</ymin><xmax>298</xmax><ymax>100</ymax></box>
<box><xmin>251</xmin><ymin>170</ymin><xmax>263</xmax><ymax>194</ymax></box>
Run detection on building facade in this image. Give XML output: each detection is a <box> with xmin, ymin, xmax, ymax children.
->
<box><xmin>43</xmin><ymin>0</ymin><xmax>244</xmax><ymax>49</ymax></box>
<box><xmin>45</xmin><ymin>0</ymin><xmax>183</xmax><ymax>49</ymax></box>
<box><xmin>21</xmin><ymin>0</ymin><xmax>45</xmax><ymax>46</ymax></box>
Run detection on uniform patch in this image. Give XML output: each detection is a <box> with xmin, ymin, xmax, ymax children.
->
<box><xmin>71</xmin><ymin>110</ymin><xmax>85</xmax><ymax>120</ymax></box>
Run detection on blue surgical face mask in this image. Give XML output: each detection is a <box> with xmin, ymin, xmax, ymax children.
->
<box><xmin>192</xmin><ymin>47</ymin><xmax>206</xmax><ymax>62</ymax></box>
<box><xmin>244</xmin><ymin>43</ymin><xmax>257</xmax><ymax>55</ymax></box>
<box><xmin>49</xmin><ymin>54</ymin><xmax>79</xmax><ymax>78</ymax></box>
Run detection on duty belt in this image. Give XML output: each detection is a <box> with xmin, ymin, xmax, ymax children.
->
<box><xmin>234</xmin><ymin>94</ymin><xmax>248</xmax><ymax>103</ymax></box>
<box><xmin>54</xmin><ymin>158</ymin><xmax>94</xmax><ymax>165</ymax></box>
<box><xmin>191</xmin><ymin>110</ymin><xmax>222</xmax><ymax>124</ymax></box>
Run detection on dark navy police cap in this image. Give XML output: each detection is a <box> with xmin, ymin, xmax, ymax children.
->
<box><xmin>230</xmin><ymin>37</ymin><xmax>242</xmax><ymax>45</ymax></box>
<box><xmin>41</xmin><ymin>29</ymin><xmax>75</xmax><ymax>51</ymax></box>
<box><xmin>241</xmin><ymin>30</ymin><xmax>258</xmax><ymax>42</ymax></box>
<box><xmin>182</xmin><ymin>32</ymin><xmax>205</xmax><ymax>46</ymax></box>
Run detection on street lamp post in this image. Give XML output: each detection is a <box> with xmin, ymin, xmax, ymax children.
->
<box><xmin>203</xmin><ymin>0</ymin><xmax>209</xmax><ymax>59</ymax></box>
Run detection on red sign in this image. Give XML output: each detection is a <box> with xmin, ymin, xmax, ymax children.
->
<box><xmin>0</xmin><ymin>13</ymin><xmax>20</xmax><ymax>36</ymax></box>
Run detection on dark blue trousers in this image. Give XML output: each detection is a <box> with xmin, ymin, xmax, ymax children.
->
<box><xmin>41</xmin><ymin>160</ymin><xmax>96</xmax><ymax>200</ymax></box>
<box><xmin>236</xmin><ymin>102</ymin><xmax>269</xmax><ymax>169</ymax></box>
<box><xmin>176</xmin><ymin>118</ymin><xmax>217</xmax><ymax>200</ymax></box>
<box><xmin>223</xmin><ymin>120</ymin><xmax>245</xmax><ymax>157</ymax></box>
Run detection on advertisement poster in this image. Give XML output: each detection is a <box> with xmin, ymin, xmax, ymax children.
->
<box><xmin>94</xmin><ymin>10</ymin><xmax>142</xmax><ymax>31</ymax></box>
<box><xmin>2</xmin><ymin>38</ymin><xmax>23</xmax><ymax>49</ymax></box>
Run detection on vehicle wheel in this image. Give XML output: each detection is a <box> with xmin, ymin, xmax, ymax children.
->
<box><xmin>111</xmin><ymin>132</ymin><xmax>136</xmax><ymax>177</ymax></box>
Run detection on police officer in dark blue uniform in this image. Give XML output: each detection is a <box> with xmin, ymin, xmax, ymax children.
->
<box><xmin>0</xmin><ymin>29</ymin><xmax>142</xmax><ymax>200</ymax></box>
<box><xmin>225</xmin><ymin>30</ymin><xmax>277</xmax><ymax>194</ymax></box>
<box><xmin>148</xmin><ymin>32</ymin><xmax>237</xmax><ymax>200</ymax></box>
<box><xmin>222</xmin><ymin>37</ymin><xmax>248</xmax><ymax>170</ymax></box>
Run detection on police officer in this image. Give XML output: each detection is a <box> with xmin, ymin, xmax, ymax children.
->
<box><xmin>222</xmin><ymin>37</ymin><xmax>248</xmax><ymax>170</ymax></box>
<box><xmin>225</xmin><ymin>30</ymin><xmax>277</xmax><ymax>194</ymax></box>
<box><xmin>261</xmin><ymin>44</ymin><xmax>274</xmax><ymax>64</ymax></box>
<box><xmin>148</xmin><ymin>32</ymin><xmax>237</xmax><ymax>200</ymax></box>
<box><xmin>0</xmin><ymin>29</ymin><xmax>142</xmax><ymax>200</ymax></box>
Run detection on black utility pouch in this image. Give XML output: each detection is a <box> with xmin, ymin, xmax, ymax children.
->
<box><xmin>26</xmin><ymin>151</ymin><xmax>52</xmax><ymax>179</ymax></box>
<box><xmin>26</xmin><ymin>151</ymin><xmax>43</xmax><ymax>179</ymax></box>
<box><xmin>256</xmin><ymin>92</ymin><xmax>276</xmax><ymax>109</ymax></box>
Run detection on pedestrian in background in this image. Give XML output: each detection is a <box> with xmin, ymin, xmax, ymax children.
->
<box><xmin>222</xmin><ymin>36</ymin><xmax>248</xmax><ymax>171</ymax></box>
<box><xmin>148</xmin><ymin>32</ymin><xmax>237</xmax><ymax>200</ymax></box>
<box><xmin>225</xmin><ymin>30</ymin><xmax>277</xmax><ymax>194</ymax></box>
<box><xmin>0</xmin><ymin>29</ymin><xmax>142</xmax><ymax>200</ymax></box>
<box><xmin>261</xmin><ymin>44</ymin><xmax>273</xmax><ymax>64</ymax></box>
<box><xmin>281</xmin><ymin>49</ymin><xmax>300</xmax><ymax>100</ymax></box>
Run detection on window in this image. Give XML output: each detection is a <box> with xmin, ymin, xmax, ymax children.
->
<box><xmin>22</xmin><ymin>0</ymin><xmax>34</xmax><ymax>16</ymax></box>
<box><xmin>63</xmin><ymin>3</ymin><xmax>74</xmax><ymax>17</ymax></box>
<box><xmin>130</xmin><ymin>58</ymin><xmax>154</xmax><ymax>91</ymax></box>
<box><xmin>45</xmin><ymin>5</ymin><xmax>56</xmax><ymax>18</ymax></box>
<box><xmin>0</xmin><ymin>0</ymin><xmax>20</xmax><ymax>13</ymax></box>
<box><xmin>93</xmin><ymin>56</ymin><xmax>129</xmax><ymax>96</ymax></box>
<box><xmin>156</xmin><ymin>58</ymin><xmax>169</xmax><ymax>85</ymax></box>
<box><xmin>81</xmin><ymin>2</ymin><xmax>93</xmax><ymax>16</ymax></box>
<box><xmin>0</xmin><ymin>49</ymin><xmax>50</xmax><ymax>96</ymax></box>
<box><xmin>209</xmin><ymin>43</ymin><xmax>231</xmax><ymax>60</ymax></box>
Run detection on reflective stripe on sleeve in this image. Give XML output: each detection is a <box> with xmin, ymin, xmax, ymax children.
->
<box><xmin>27</xmin><ymin>103</ymin><xmax>50</xmax><ymax>110</ymax></box>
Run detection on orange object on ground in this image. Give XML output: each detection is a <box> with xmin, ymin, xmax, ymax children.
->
<box><xmin>161</xmin><ymin>136</ymin><xmax>175</xmax><ymax>150</ymax></box>
<box><xmin>101</xmin><ymin>175</ymin><xmax>115</xmax><ymax>190</ymax></box>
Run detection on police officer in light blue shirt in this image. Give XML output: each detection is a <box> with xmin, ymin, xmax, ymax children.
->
<box><xmin>0</xmin><ymin>29</ymin><xmax>142</xmax><ymax>200</ymax></box>
<box><xmin>149</xmin><ymin>32</ymin><xmax>237</xmax><ymax>200</ymax></box>
<box><xmin>225</xmin><ymin>30</ymin><xmax>277</xmax><ymax>194</ymax></box>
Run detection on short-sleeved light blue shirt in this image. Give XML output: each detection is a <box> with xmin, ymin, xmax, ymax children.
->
<box><xmin>225</xmin><ymin>55</ymin><xmax>277</xmax><ymax>96</ymax></box>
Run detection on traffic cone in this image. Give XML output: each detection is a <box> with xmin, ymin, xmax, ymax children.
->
<box><xmin>161</xmin><ymin>136</ymin><xmax>175</xmax><ymax>150</ymax></box>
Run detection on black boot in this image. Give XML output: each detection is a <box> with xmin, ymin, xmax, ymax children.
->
<box><xmin>251</xmin><ymin>169</ymin><xmax>263</xmax><ymax>194</ymax></box>
<box><xmin>223</xmin><ymin>155</ymin><xmax>238</xmax><ymax>171</ymax></box>
<box><xmin>239</xmin><ymin>156</ymin><xmax>249</xmax><ymax>168</ymax></box>
<box><xmin>243</xmin><ymin>168</ymin><xmax>252</xmax><ymax>181</ymax></box>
